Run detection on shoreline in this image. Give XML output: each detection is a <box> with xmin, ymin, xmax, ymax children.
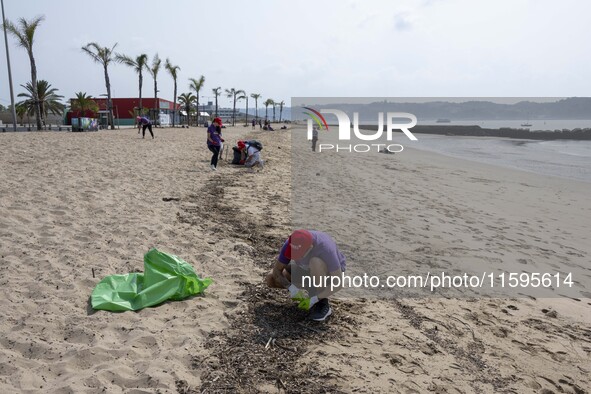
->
<box><xmin>404</xmin><ymin>138</ymin><xmax>591</xmax><ymax>184</ymax></box>
<box><xmin>398</xmin><ymin>133</ymin><xmax>591</xmax><ymax>184</ymax></box>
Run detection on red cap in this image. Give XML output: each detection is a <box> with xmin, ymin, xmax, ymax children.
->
<box><xmin>237</xmin><ymin>140</ymin><xmax>246</xmax><ymax>150</ymax></box>
<box><xmin>284</xmin><ymin>230</ymin><xmax>313</xmax><ymax>260</ymax></box>
<box><xmin>214</xmin><ymin>117</ymin><xmax>223</xmax><ymax>126</ymax></box>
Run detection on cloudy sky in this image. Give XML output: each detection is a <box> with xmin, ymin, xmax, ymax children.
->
<box><xmin>1</xmin><ymin>0</ymin><xmax>590</xmax><ymax>108</ymax></box>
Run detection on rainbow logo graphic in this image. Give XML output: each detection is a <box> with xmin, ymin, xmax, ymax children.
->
<box><xmin>302</xmin><ymin>107</ymin><xmax>329</xmax><ymax>131</ymax></box>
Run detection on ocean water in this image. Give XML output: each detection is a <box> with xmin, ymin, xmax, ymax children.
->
<box><xmin>408</xmin><ymin>134</ymin><xmax>591</xmax><ymax>183</ymax></box>
<box><xmin>354</xmin><ymin>119</ymin><xmax>591</xmax><ymax>130</ymax></box>
<box><xmin>418</xmin><ymin>119</ymin><xmax>591</xmax><ymax>130</ymax></box>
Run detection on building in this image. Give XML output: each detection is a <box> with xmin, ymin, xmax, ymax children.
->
<box><xmin>197</xmin><ymin>101</ymin><xmax>246</xmax><ymax>124</ymax></box>
<box><xmin>65</xmin><ymin>97</ymin><xmax>181</xmax><ymax>127</ymax></box>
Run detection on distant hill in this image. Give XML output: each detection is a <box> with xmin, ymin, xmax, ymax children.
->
<box><xmin>292</xmin><ymin>98</ymin><xmax>591</xmax><ymax>121</ymax></box>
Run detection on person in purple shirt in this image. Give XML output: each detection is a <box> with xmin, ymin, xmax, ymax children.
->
<box><xmin>136</xmin><ymin>116</ymin><xmax>154</xmax><ymax>139</ymax></box>
<box><xmin>266</xmin><ymin>229</ymin><xmax>346</xmax><ymax>321</ymax></box>
<box><xmin>207</xmin><ymin>117</ymin><xmax>224</xmax><ymax>170</ymax></box>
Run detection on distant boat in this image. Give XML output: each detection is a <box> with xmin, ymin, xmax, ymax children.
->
<box><xmin>436</xmin><ymin>118</ymin><xmax>451</xmax><ymax>123</ymax></box>
<box><xmin>521</xmin><ymin>123</ymin><xmax>532</xmax><ymax>127</ymax></box>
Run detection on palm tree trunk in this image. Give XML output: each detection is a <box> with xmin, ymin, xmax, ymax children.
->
<box><xmin>280</xmin><ymin>106</ymin><xmax>283</xmax><ymax>122</ymax></box>
<box><xmin>104</xmin><ymin>64</ymin><xmax>114</xmax><ymax>129</ymax></box>
<box><xmin>255</xmin><ymin>99</ymin><xmax>258</xmax><ymax>120</ymax></box>
<box><xmin>138</xmin><ymin>71</ymin><xmax>143</xmax><ymax>115</ymax></box>
<box><xmin>245</xmin><ymin>96</ymin><xmax>248</xmax><ymax>126</ymax></box>
<box><xmin>232</xmin><ymin>94</ymin><xmax>236</xmax><ymax>126</ymax></box>
<box><xmin>215</xmin><ymin>93</ymin><xmax>218</xmax><ymax>117</ymax></box>
<box><xmin>197</xmin><ymin>92</ymin><xmax>201</xmax><ymax>127</ymax></box>
<box><xmin>154</xmin><ymin>80</ymin><xmax>158</xmax><ymax>125</ymax></box>
<box><xmin>172</xmin><ymin>80</ymin><xmax>177</xmax><ymax>127</ymax></box>
<box><xmin>29</xmin><ymin>53</ymin><xmax>42</xmax><ymax>130</ymax></box>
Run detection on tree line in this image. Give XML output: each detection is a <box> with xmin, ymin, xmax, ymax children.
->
<box><xmin>2</xmin><ymin>15</ymin><xmax>286</xmax><ymax>130</ymax></box>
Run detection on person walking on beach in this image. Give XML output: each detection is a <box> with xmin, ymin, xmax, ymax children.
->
<box><xmin>266</xmin><ymin>229</ymin><xmax>346</xmax><ymax>321</ymax></box>
<box><xmin>312</xmin><ymin>125</ymin><xmax>319</xmax><ymax>152</ymax></box>
<box><xmin>207</xmin><ymin>117</ymin><xmax>224</xmax><ymax>170</ymax></box>
<box><xmin>137</xmin><ymin>116</ymin><xmax>154</xmax><ymax>139</ymax></box>
<box><xmin>252</xmin><ymin>118</ymin><xmax>256</xmax><ymax>130</ymax></box>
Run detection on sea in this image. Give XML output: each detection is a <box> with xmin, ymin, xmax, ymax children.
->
<box><xmin>418</xmin><ymin>119</ymin><xmax>591</xmax><ymax>131</ymax></box>
<box><xmin>348</xmin><ymin>119</ymin><xmax>591</xmax><ymax>182</ymax></box>
<box><xmin>408</xmin><ymin>133</ymin><xmax>591</xmax><ymax>183</ymax></box>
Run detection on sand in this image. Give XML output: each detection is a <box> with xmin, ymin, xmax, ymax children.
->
<box><xmin>0</xmin><ymin>125</ymin><xmax>589</xmax><ymax>393</ymax></box>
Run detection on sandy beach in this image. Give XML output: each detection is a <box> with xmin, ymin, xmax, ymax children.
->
<box><xmin>0</xmin><ymin>126</ymin><xmax>590</xmax><ymax>393</ymax></box>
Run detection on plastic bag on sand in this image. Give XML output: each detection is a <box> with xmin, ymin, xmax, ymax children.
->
<box><xmin>91</xmin><ymin>248</ymin><xmax>213</xmax><ymax>311</ymax></box>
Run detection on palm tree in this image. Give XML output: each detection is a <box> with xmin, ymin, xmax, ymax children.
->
<box><xmin>81</xmin><ymin>42</ymin><xmax>117</xmax><ymax>129</ymax></box>
<box><xmin>237</xmin><ymin>93</ymin><xmax>246</xmax><ymax>125</ymax></box>
<box><xmin>15</xmin><ymin>103</ymin><xmax>27</xmax><ymax>125</ymax></box>
<box><xmin>212</xmin><ymin>87</ymin><xmax>221</xmax><ymax>117</ymax></box>
<box><xmin>115</xmin><ymin>53</ymin><xmax>148</xmax><ymax>115</ymax></box>
<box><xmin>272</xmin><ymin>100</ymin><xmax>278</xmax><ymax>122</ymax></box>
<box><xmin>70</xmin><ymin>92</ymin><xmax>99</xmax><ymax>123</ymax></box>
<box><xmin>178</xmin><ymin>92</ymin><xmax>196</xmax><ymax>126</ymax></box>
<box><xmin>225</xmin><ymin>88</ymin><xmax>245</xmax><ymax>126</ymax></box>
<box><xmin>278</xmin><ymin>100</ymin><xmax>285</xmax><ymax>122</ymax></box>
<box><xmin>4</xmin><ymin>15</ymin><xmax>45</xmax><ymax>130</ymax></box>
<box><xmin>263</xmin><ymin>98</ymin><xmax>274</xmax><ymax>121</ymax></box>
<box><xmin>189</xmin><ymin>76</ymin><xmax>205</xmax><ymax>126</ymax></box>
<box><xmin>148</xmin><ymin>54</ymin><xmax>161</xmax><ymax>122</ymax></box>
<box><xmin>244</xmin><ymin>94</ymin><xmax>249</xmax><ymax>126</ymax></box>
<box><xmin>165</xmin><ymin>58</ymin><xmax>180</xmax><ymax>127</ymax></box>
<box><xmin>17</xmin><ymin>80</ymin><xmax>65</xmax><ymax>125</ymax></box>
<box><xmin>250</xmin><ymin>93</ymin><xmax>261</xmax><ymax>121</ymax></box>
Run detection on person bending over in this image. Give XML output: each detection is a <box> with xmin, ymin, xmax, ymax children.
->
<box><xmin>241</xmin><ymin>140</ymin><xmax>264</xmax><ymax>171</ymax></box>
<box><xmin>266</xmin><ymin>229</ymin><xmax>346</xmax><ymax>321</ymax></box>
<box><xmin>137</xmin><ymin>116</ymin><xmax>154</xmax><ymax>139</ymax></box>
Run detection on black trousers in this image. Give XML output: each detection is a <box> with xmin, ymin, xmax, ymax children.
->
<box><xmin>312</xmin><ymin>137</ymin><xmax>318</xmax><ymax>152</ymax></box>
<box><xmin>208</xmin><ymin>144</ymin><xmax>220</xmax><ymax>167</ymax></box>
<box><xmin>142</xmin><ymin>123</ymin><xmax>154</xmax><ymax>138</ymax></box>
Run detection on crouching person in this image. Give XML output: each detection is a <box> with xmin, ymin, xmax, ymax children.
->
<box><xmin>266</xmin><ymin>230</ymin><xmax>346</xmax><ymax>321</ymax></box>
<box><xmin>240</xmin><ymin>140</ymin><xmax>264</xmax><ymax>171</ymax></box>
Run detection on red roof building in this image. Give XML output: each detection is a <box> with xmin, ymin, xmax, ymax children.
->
<box><xmin>66</xmin><ymin>97</ymin><xmax>182</xmax><ymax>127</ymax></box>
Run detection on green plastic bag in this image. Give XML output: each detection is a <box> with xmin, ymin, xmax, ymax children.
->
<box><xmin>91</xmin><ymin>248</ymin><xmax>212</xmax><ymax>311</ymax></box>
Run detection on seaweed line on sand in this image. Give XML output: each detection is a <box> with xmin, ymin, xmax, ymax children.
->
<box><xmin>176</xmin><ymin>157</ymin><xmax>361</xmax><ymax>393</ymax></box>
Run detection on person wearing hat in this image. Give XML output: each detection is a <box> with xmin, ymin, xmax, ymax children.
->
<box><xmin>236</xmin><ymin>140</ymin><xmax>247</xmax><ymax>165</ymax></box>
<box><xmin>266</xmin><ymin>230</ymin><xmax>346</xmax><ymax>321</ymax></box>
<box><xmin>137</xmin><ymin>115</ymin><xmax>154</xmax><ymax>139</ymax></box>
<box><xmin>207</xmin><ymin>117</ymin><xmax>224</xmax><ymax>170</ymax></box>
<box><xmin>241</xmin><ymin>140</ymin><xmax>264</xmax><ymax>171</ymax></box>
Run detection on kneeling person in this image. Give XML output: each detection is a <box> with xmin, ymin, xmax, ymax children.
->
<box><xmin>266</xmin><ymin>230</ymin><xmax>346</xmax><ymax>321</ymax></box>
<box><xmin>242</xmin><ymin>140</ymin><xmax>264</xmax><ymax>170</ymax></box>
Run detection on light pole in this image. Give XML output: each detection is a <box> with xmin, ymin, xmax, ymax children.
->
<box><xmin>1</xmin><ymin>0</ymin><xmax>17</xmax><ymax>131</ymax></box>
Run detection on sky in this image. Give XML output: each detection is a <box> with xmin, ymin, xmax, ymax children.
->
<box><xmin>1</xmin><ymin>0</ymin><xmax>591</xmax><ymax>109</ymax></box>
